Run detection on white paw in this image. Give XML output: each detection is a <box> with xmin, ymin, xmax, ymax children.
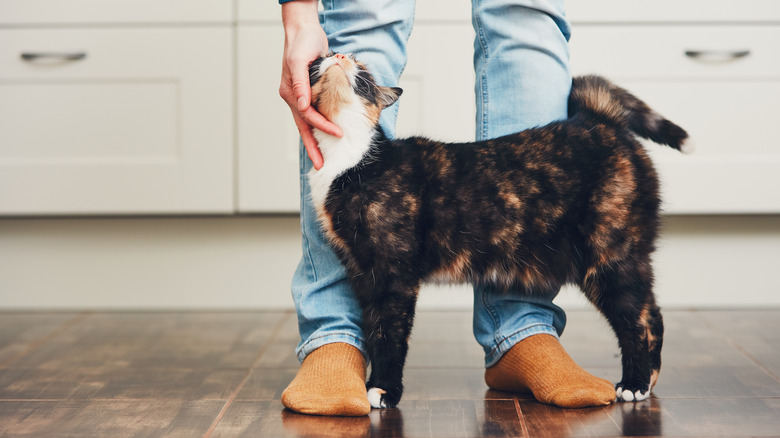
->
<box><xmin>616</xmin><ymin>386</ymin><xmax>650</xmax><ymax>402</ymax></box>
<box><xmin>367</xmin><ymin>387</ymin><xmax>387</xmax><ymax>409</ymax></box>
<box><xmin>680</xmin><ymin>137</ymin><xmax>696</xmax><ymax>154</ymax></box>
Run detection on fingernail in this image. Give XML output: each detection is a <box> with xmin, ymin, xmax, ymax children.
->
<box><xmin>297</xmin><ymin>97</ymin><xmax>307</xmax><ymax>111</ymax></box>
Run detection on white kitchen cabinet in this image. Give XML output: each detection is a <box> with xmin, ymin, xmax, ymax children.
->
<box><xmin>0</xmin><ymin>27</ymin><xmax>233</xmax><ymax>214</ymax></box>
<box><xmin>570</xmin><ymin>25</ymin><xmax>780</xmax><ymax>213</ymax></box>
<box><xmin>2</xmin><ymin>1</ymin><xmax>778</xmax><ymax>215</ymax></box>
<box><xmin>566</xmin><ymin>1</ymin><xmax>780</xmax><ymax>23</ymax></box>
<box><xmin>236</xmin><ymin>0</ymin><xmax>277</xmax><ymax>23</ymax></box>
<box><xmin>236</xmin><ymin>24</ymin><xmax>301</xmax><ymax>212</ymax></box>
<box><xmin>0</xmin><ymin>0</ymin><xmax>232</xmax><ymax>26</ymax></box>
<box><xmin>238</xmin><ymin>1</ymin><xmax>780</xmax><ymax>214</ymax></box>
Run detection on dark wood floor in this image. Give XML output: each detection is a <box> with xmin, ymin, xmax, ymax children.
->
<box><xmin>1</xmin><ymin>309</ymin><xmax>779</xmax><ymax>437</ymax></box>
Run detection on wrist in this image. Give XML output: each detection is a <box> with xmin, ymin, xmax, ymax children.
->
<box><xmin>282</xmin><ymin>0</ymin><xmax>320</xmax><ymax>34</ymax></box>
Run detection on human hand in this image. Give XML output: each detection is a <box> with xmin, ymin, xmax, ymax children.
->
<box><xmin>280</xmin><ymin>0</ymin><xmax>342</xmax><ymax>170</ymax></box>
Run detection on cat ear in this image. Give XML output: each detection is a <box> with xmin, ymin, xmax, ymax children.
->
<box><xmin>378</xmin><ymin>86</ymin><xmax>403</xmax><ymax>108</ymax></box>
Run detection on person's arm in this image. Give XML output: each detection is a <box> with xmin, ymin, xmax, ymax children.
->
<box><xmin>279</xmin><ymin>0</ymin><xmax>342</xmax><ymax>170</ymax></box>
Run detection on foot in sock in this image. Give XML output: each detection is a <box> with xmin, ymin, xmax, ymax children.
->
<box><xmin>281</xmin><ymin>343</ymin><xmax>371</xmax><ymax>416</ymax></box>
<box><xmin>484</xmin><ymin>334</ymin><xmax>615</xmax><ymax>408</ymax></box>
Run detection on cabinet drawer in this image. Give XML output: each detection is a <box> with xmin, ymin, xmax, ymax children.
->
<box><xmin>0</xmin><ymin>1</ymin><xmax>232</xmax><ymax>26</ymax></box>
<box><xmin>571</xmin><ymin>26</ymin><xmax>780</xmax><ymax>213</ymax></box>
<box><xmin>0</xmin><ymin>28</ymin><xmax>233</xmax><ymax>215</ymax></box>
<box><xmin>571</xmin><ymin>26</ymin><xmax>780</xmax><ymax>79</ymax></box>
<box><xmin>567</xmin><ymin>1</ymin><xmax>780</xmax><ymax>23</ymax></box>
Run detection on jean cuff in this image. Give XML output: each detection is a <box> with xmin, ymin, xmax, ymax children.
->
<box><xmin>296</xmin><ymin>332</ymin><xmax>368</xmax><ymax>364</ymax></box>
<box><xmin>484</xmin><ymin>323</ymin><xmax>560</xmax><ymax>368</ymax></box>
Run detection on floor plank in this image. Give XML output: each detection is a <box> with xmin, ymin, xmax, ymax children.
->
<box><xmin>0</xmin><ymin>312</ymin><xmax>86</xmax><ymax>367</ymax></box>
<box><xmin>6</xmin><ymin>312</ymin><xmax>288</xmax><ymax>370</ymax></box>
<box><xmin>1</xmin><ymin>309</ymin><xmax>779</xmax><ymax>437</ymax></box>
<box><xmin>0</xmin><ymin>399</ymin><xmax>225</xmax><ymax>438</ymax></box>
<box><xmin>697</xmin><ymin>310</ymin><xmax>780</xmax><ymax>379</ymax></box>
<box><xmin>0</xmin><ymin>366</ymin><xmax>247</xmax><ymax>400</ymax></box>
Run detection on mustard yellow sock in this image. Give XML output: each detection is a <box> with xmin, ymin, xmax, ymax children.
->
<box><xmin>281</xmin><ymin>343</ymin><xmax>371</xmax><ymax>416</ymax></box>
<box><xmin>484</xmin><ymin>334</ymin><xmax>615</xmax><ymax>408</ymax></box>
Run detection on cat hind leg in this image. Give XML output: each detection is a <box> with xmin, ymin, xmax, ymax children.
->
<box><xmin>581</xmin><ymin>261</ymin><xmax>660</xmax><ymax>402</ymax></box>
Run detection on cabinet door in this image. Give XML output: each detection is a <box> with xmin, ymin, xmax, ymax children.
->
<box><xmin>236</xmin><ymin>24</ymin><xmax>301</xmax><ymax>213</ymax></box>
<box><xmin>236</xmin><ymin>0</ymin><xmax>278</xmax><ymax>23</ymax></box>
<box><xmin>0</xmin><ymin>28</ymin><xmax>233</xmax><ymax>215</ymax></box>
<box><xmin>571</xmin><ymin>25</ymin><xmax>780</xmax><ymax>214</ymax></box>
<box><xmin>0</xmin><ymin>0</ymin><xmax>232</xmax><ymax>25</ymax></box>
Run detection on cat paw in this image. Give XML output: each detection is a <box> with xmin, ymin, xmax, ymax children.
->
<box><xmin>615</xmin><ymin>382</ymin><xmax>651</xmax><ymax>402</ymax></box>
<box><xmin>367</xmin><ymin>387</ymin><xmax>387</xmax><ymax>409</ymax></box>
<box><xmin>366</xmin><ymin>386</ymin><xmax>402</xmax><ymax>409</ymax></box>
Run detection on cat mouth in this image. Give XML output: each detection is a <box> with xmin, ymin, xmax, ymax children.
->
<box><xmin>319</xmin><ymin>54</ymin><xmax>357</xmax><ymax>79</ymax></box>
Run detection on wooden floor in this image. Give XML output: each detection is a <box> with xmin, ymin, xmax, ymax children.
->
<box><xmin>1</xmin><ymin>309</ymin><xmax>779</xmax><ymax>437</ymax></box>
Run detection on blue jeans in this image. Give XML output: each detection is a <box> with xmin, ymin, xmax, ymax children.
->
<box><xmin>292</xmin><ymin>0</ymin><xmax>571</xmax><ymax>368</ymax></box>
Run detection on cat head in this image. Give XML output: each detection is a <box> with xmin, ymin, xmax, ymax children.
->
<box><xmin>308</xmin><ymin>53</ymin><xmax>403</xmax><ymax>128</ymax></box>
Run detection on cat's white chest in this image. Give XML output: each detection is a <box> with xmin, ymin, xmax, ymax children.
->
<box><xmin>307</xmin><ymin>101</ymin><xmax>375</xmax><ymax>214</ymax></box>
<box><xmin>307</xmin><ymin>162</ymin><xmax>339</xmax><ymax>213</ymax></box>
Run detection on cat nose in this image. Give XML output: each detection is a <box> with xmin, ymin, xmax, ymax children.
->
<box><xmin>335</xmin><ymin>53</ymin><xmax>346</xmax><ymax>60</ymax></box>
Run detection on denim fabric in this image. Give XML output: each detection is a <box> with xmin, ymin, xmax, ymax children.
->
<box><xmin>292</xmin><ymin>0</ymin><xmax>416</xmax><ymax>363</ymax></box>
<box><xmin>291</xmin><ymin>0</ymin><xmax>571</xmax><ymax>367</ymax></box>
<box><xmin>470</xmin><ymin>0</ymin><xmax>571</xmax><ymax>367</ymax></box>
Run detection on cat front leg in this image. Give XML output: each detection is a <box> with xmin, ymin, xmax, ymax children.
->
<box><xmin>355</xmin><ymin>277</ymin><xmax>420</xmax><ymax>409</ymax></box>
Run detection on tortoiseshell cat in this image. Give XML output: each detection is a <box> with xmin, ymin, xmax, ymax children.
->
<box><xmin>307</xmin><ymin>53</ymin><xmax>689</xmax><ymax>409</ymax></box>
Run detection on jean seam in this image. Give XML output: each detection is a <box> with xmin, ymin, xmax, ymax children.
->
<box><xmin>322</xmin><ymin>0</ymin><xmax>334</xmax><ymax>33</ymax></box>
<box><xmin>473</xmin><ymin>0</ymin><xmax>489</xmax><ymax>141</ymax></box>
<box><xmin>480</xmin><ymin>287</ymin><xmax>503</xmax><ymax>349</ymax></box>
<box><xmin>298</xmin><ymin>176</ymin><xmax>319</xmax><ymax>282</ymax></box>
<box><xmin>382</xmin><ymin>1</ymin><xmax>415</xmax><ymax>140</ymax></box>
<box><xmin>398</xmin><ymin>0</ymin><xmax>416</xmax><ymax>83</ymax></box>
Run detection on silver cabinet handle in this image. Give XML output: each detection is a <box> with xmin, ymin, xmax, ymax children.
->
<box><xmin>21</xmin><ymin>52</ymin><xmax>87</xmax><ymax>61</ymax></box>
<box><xmin>684</xmin><ymin>49</ymin><xmax>750</xmax><ymax>60</ymax></box>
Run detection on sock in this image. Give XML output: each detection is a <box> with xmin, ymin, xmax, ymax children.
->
<box><xmin>484</xmin><ymin>334</ymin><xmax>615</xmax><ymax>408</ymax></box>
<box><xmin>281</xmin><ymin>343</ymin><xmax>371</xmax><ymax>416</ymax></box>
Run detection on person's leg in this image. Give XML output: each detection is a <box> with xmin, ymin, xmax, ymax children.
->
<box><xmin>470</xmin><ymin>0</ymin><xmax>614</xmax><ymax>408</ymax></box>
<box><xmin>283</xmin><ymin>0</ymin><xmax>415</xmax><ymax>416</ymax></box>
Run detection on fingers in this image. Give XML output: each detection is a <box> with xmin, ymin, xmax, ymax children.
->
<box><xmin>288</xmin><ymin>59</ymin><xmax>343</xmax><ymax>138</ymax></box>
<box><xmin>278</xmin><ymin>17</ymin><xmax>340</xmax><ymax>170</ymax></box>
<box><xmin>289</xmin><ymin>60</ymin><xmax>312</xmax><ymax>112</ymax></box>
<box><xmin>303</xmin><ymin>133</ymin><xmax>325</xmax><ymax>171</ymax></box>
<box><xmin>292</xmin><ymin>112</ymin><xmax>324</xmax><ymax>170</ymax></box>
<box><xmin>281</xmin><ymin>81</ymin><xmax>341</xmax><ymax>170</ymax></box>
<box><xmin>300</xmin><ymin>106</ymin><xmax>342</xmax><ymax>138</ymax></box>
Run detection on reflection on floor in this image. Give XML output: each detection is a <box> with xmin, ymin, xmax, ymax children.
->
<box><xmin>0</xmin><ymin>309</ymin><xmax>778</xmax><ymax>437</ymax></box>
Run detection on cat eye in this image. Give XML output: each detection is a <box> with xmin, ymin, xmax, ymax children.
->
<box><xmin>353</xmin><ymin>70</ymin><xmax>377</xmax><ymax>102</ymax></box>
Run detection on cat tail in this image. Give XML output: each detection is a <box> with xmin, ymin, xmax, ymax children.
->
<box><xmin>568</xmin><ymin>75</ymin><xmax>692</xmax><ymax>153</ymax></box>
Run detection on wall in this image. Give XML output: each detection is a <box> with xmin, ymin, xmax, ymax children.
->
<box><xmin>1</xmin><ymin>215</ymin><xmax>778</xmax><ymax>310</ymax></box>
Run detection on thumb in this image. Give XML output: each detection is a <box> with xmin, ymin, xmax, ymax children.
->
<box><xmin>291</xmin><ymin>68</ymin><xmax>311</xmax><ymax>112</ymax></box>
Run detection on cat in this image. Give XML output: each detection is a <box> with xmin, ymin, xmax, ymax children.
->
<box><xmin>306</xmin><ymin>52</ymin><xmax>689</xmax><ymax>409</ymax></box>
